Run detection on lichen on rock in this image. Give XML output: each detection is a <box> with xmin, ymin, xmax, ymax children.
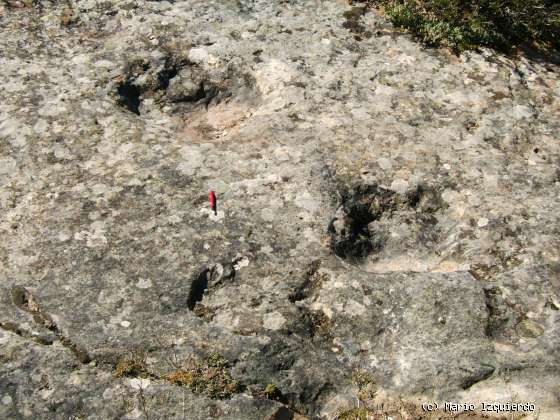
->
<box><xmin>1</xmin><ymin>0</ymin><xmax>559</xmax><ymax>418</ymax></box>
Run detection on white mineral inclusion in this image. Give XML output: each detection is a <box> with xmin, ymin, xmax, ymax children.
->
<box><xmin>168</xmin><ymin>214</ymin><xmax>182</xmax><ymax>224</ymax></box>
<box><xmin>135</xmin><ymin>278</ymin><xmax>152</xmax><ymax>289</ymax></box>
<box><xmin>40</xmin><ymin>389</ymin><xmax>54</xmax><ymax>400</ymax></box>
<box><xmin>94</xmin><ymin>59</ymin><xmax>114</xmax><ymax>68</ymax></box>
<box><xmin>188</xmin><ymin>47</ymin><xmax>218</xmax><ymax>65</ymax></box>
<box><xmin>0</xmin><ymin>330</ymin><xmax>9</xmax><ymax>345</ymax></box>
<box><xmin>0</xmin><ymin>157</ymin><xmax>16</xmax><ymax>176</ymax></box>
<box><xmin>33</xmin><ymin>119</ymin><xmax>48</xmax><ymax>134</ymax></box>
<box><xmin>294</xmin><ymin>191</ymin><xmax>320</xmax><ymax>212</ymax></box>
<box><xmin>102</xmin><ymin>388</ymin><xmax>115</xmax><ymax>400</ymax></box>
<box><xmin>303</xmin><ymin>227</ymin><xmax>320</xmax><ymax>243</ymax></box>
<box><xmin>398</xmin><ymin>54</ymin><xmax>416</xmax><ymax>65</ymax></box>
<box><xmin>177</xmin><ymin>146</ymin><xmax>203</xmax><ymax>175</ymax></box>
<box><xmin>86</xmin><ymin>228</ymin><xmax>108</xmax><ymax>248</ymax></box>
<box><xmin>512</xmin><ymin>105</ymin><xmax>533</xmax><ymax>119</ymax></box>
<box><xmin>257</xmin><ymin>335</ymin><xmax>271</xmax><ymax>345</ymax></box>
<box><xmin>91</xmin><ymin>183</ymin><xmax>109</xmax><ymax>195</ymax></box>
<box><xmin>345</xmin><ymin>300</ymin><xmax>366</xmax><ymax>317</ymax></box>
<box><xmin>1</xmin><ymin>395</ymin><xmax>12</xmax><ymax>405</ymax></box>
<box><xmin>478</xmin><ymin>217</ymin><xmax>489</xmax><ymax>228</ymax></box>
<box><xmin>377</xmin><ymin>157</ymin><xmax>392</xmax><ymax>170</ymax></box>
<box><xmin>263</xmin><ymin>312</ymin><xmax>286</xmax><ymax>330</ymax></box>
<box><xmin>71</xmin><ymin>53</ymin><xmax>88</xmax><ymax>64</ymax></box>
<box><xmin>69</xmin><ymin>372</ymin><xmax>83</xmax><ymax>386</ymax></box>
<box><xmin>254</xmin><ymin>59</ymin><xmax>294</xmax><ymax>95</ymax></box>
<box><xmin>261</xmin><ymin>208</ymin><xmax>275</xmax><ymax>222</ymax></box>
<box><xmin>390</xmin><ymin>179</ymin><xmax>409</xmax><ymax>194</ymax></box>
<box><xmin>58</xmin><ymin>232</ymin><xmax>71</xmax><ymax>242</ymax></box>
<box><xmin>234</xmin><ymin>257</ymin><xmax>249</xmax><ymax>270</ymax></box>
<box><xmin>259</xmin><ymin>245</ymin><xmax>274</xmax><ymax>254</ymax></box>
<box><xmin>120</xmin><ymin>320</ymin><xmax>131</xmax><ymax>328</ymax></box>
<box><xmin>128</xmin><ymin>378</ymin><xmax>151</xmax><ymax>390</ymax></box>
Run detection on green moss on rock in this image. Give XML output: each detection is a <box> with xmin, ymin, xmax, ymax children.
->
<box><xmin>166</xmin><ymin>353</ymin><xmax>242</xmax><ymax>399</ymax></box>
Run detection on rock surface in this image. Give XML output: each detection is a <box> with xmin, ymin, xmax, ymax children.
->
<box><xmin>1</xmin><ymin>0</ymin><xmax>559</xmax><ymax>419</ymax></box>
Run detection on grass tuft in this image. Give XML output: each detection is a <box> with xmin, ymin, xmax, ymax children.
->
<box><xmin>352</xmin><ymin>370</ymin><xmax>377</xmax><ymax>401</ymax></box>
<box><xmin>114</xmin><ymin>351</ymin><xmax>149</xmax><ymax>378</ymax></box>
<box><xmin>263</xmin><ymin>383</ymin><xmax>285</xmax><ymax>401</ymax></box>
<box><xmin>336</xmin><ymin>407</ymin><xmax>372</xmax><ymax>420</ymax></box>
<box><xmin>166</xmin><ymin>353</ymin><xmax>242</xmax><ymax>399</ymax></box>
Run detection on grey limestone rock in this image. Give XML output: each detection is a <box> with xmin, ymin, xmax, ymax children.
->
<box><xmin>1</xmin><ymin>0</ymin><xmax>559</xmax><ymax>418</ymax></box>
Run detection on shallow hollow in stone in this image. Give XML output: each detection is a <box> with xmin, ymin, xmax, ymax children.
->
<box><xmin>327</xmin><ymin>183</ymin><xmax>445</xmax><ymax>261</ymax></box>
<box><xmin>115</xmin><ymin>58</ymin><xmax>225</xmax><ymax>116</ymax></box>
<box><xmin>114</xmin><ymin>55</ymin><xmax>261</xmax><ymax>144</ymax></box>
<box><xmin>115</xmin><ymin>55</ymin><xmax>257</xmax><ymax>108</ymax></box>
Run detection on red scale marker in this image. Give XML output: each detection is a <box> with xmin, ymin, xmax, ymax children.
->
<box><xmin>209</xmin><ymin>191</ymin><xmax>217</xmax><ymax>215</ymax></box>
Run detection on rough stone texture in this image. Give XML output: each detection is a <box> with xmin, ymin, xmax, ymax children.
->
<box><xmin>0</xmin><ymin>0</ymin><xmax>559</xmax><ymax>419</ymax></box>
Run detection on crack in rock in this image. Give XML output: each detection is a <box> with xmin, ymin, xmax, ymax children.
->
<box><xmin>460</xmin><ymin>364</ymin><xmax>496</xmax><ymax>390</ymax></box>
<box><xmin>10</xmin><ymin>286</ymin><xmax>91</xmax><ymax>364</ymax></box>
<box><xmin>288</xmin><ymin>260</ymin><xmax>322</xmax><ymax>303</ymax></box>
<box><xmin>0</xmin><ymin>320</ymin><xmax>55</xmax><ymax>345</ymax></box>
<box><xmin>187</xmin><ymin>260</ymin><xmax>238</xmax><ymax>311</ymax></box>
<box><xmin>483</xmin><ymin>285</ymin><xmax>523</xmax><ymax>341</ymax></box>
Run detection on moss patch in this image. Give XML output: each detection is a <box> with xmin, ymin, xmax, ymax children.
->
<box><xmin>352</xmin><ymin>370</ymin><xmax>377</xmax><ymax>401</ymax></box>
<box><xmin>337</xmin><ymin>407</ymin><xmax>372</xmax><ymax>420</ymax></box>
<box><xmin>114</xmin><ymin>351</ymin><xmax>149</xmax><ymax>378</ymax></box>
<box><xmin>166</xmin><ymin>353</ymin><xmax>242</xmax><ymax>399</ymax></box>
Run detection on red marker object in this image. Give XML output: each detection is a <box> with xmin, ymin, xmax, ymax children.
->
<box><xmin>209</xmin><ymin>191</ymin><xmax>217</xmax><ymax>215</ymax></box>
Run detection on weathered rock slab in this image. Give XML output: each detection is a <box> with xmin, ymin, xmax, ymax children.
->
<box><xmin>1</xmin><ymin>0</ymin><xmax>559</xmax><ymax>418</ymax></box>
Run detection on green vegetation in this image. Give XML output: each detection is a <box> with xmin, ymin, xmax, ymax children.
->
<box><xmin>113</xmin><ymin>349</ymin><xmax>241</xmax><ymax>399</ymax></box>
<box><xmin>166</xmin><ymin>353</ymin><xmax>242</xmax><ymax>399</ymax></box>
<box><xmin>335</xmin><ymin>371</ymin><xmax>377</xmax><ymax>419</ymax></box>
<box><xmin>263</xmin><ymin>383</ymin><xmax>284</xmax><ymax>401</ymax></box>
<box><xmin>114</xmin><ymin>351</ymin><xmax>149</xmax><ymax>378</ymax></box>
<box><xmin>362</xmin><ymin>0</ymin><xmax>560</xmax><ymax>52</ymax></box>
<box><xmin>351</xmin><ymin>370</ymin><xmax>377</xmax><ymax>401</ymax></box>
<box><xmin>336</xmin><ymin>407</ymin><xmax>372</xmax><ymax>420</ymax></box>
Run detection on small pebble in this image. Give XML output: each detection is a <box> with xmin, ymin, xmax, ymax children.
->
<box><xmin>135</xmin><ymin>278</ymin><xmax>152</xmax><ymax>289</ymax></box>
<box><xmin>377</xmin><ymin>157</ymin><xmax>392</xmax><ymax>170</ymax></box>
<box><xmin>390</xmin><ymin>179</ymin><xmax>409</xmax><ymax>194</ymax></box>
